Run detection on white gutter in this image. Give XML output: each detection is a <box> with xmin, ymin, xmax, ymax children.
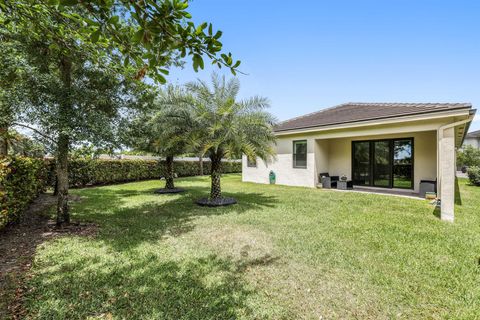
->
<box><xmin>436</xmin><ymin>114</ymin><xmax>475</xmax><ymax>197</ymax></box>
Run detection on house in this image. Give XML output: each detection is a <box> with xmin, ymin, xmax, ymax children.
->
<box><xmin>242</xmin><ymin>103</ymin><xmax>476</xmax><ymax>222</ymax></box>
<box><xmin>462</xmin><ymin>129</ymin><xmax>480</xmax><ymax>149</ymax></box>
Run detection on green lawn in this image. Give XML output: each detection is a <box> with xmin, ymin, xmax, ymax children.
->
<box><xmin>25</xmin><ymin>174</ymin><xmax>480</xmax><ymax>319</ymax></box>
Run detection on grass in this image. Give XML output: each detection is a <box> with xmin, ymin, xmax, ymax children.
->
<box><xmin>23</xmin><ymin>174</ymin><xmax>480</xmax><ymax>319</ymax></box>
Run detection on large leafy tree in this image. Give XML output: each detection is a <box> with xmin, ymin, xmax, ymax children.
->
<box><xmin>2</xmin><ymin>9</ymin><xmax>151</xmax><ymax>224</ymax></box>
<box><xmin>1</xmin><ymin>1</ymin><xmax>238</xmax><ymax>223</ymax></box>
<box><xmin>165</xmin><ymin>74</ymin><xmax>277</xmax><ymax>205</ymax></box>
<box><xmin>0</xmin><ymin>0</ymin><xmax>240</xmax><ymax>83</ymax></box>
<box><xmin>0</xmin><ymin>26</ymin><xmax>29</xmax><ymax>156</ymax></box>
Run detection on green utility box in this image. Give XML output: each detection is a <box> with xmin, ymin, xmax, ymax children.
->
<box><xmin>269</xmin><ymin>171</ymin><xmax>276</xmax><ymax>184</ymax></box>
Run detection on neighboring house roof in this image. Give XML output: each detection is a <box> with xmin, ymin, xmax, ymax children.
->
<box><xmin>466</xmin><ymin>129</ymin><xmax>480</xmax><ymax>138</ymax></box>
<box><xmin>275</xmin><ymin>102</ymin><xmax>473</xmax><ymax>132</ymax></box>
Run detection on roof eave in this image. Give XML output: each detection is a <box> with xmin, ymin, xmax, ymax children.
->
<box><xmin>459</xmin><ymin>109</ymin><xmax>477</xmax><ymax>146</ymax></box>
<box><xmin>274</xmin><ymin>108</ymin><xmax>473</xmax><ymax>136</ymax></box>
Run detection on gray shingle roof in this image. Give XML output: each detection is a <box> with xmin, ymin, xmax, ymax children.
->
<box><xmin>275</xmin><ymin>102</ymin><xmax>473</xmax><ymax>132</ymax></box>
<box><xmin>466</xmin><ymin>129</ymin><xmax>480</xmax><ymax>138</ymax></box>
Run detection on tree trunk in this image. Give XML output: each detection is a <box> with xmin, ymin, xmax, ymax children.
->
<box><xmin>164</xmin><ymin>155</ymin><xmax>175</xmax><ymax>189</ymax></box>
<box><xmin>53</xmin><ymin>179</ymin><xmax>58</xmax><ymax>196</ymax></box>
<box><xmin>56</xmin><ymin>133</ymin><xmax>69</xmax><ymax>225</ymax></box>
<box><xmin>56</xmin><ymin>56</ymin><xmax>72</xmax><ymax>225</ymax></box>
<box><xmin>0</xmin><ymin>126</ymin><xmax>8</xmax><ymax>156</ymax></box>
<box><xmin>210</xmin><ymin>154</ymin><xmax>222</xmax><ymax>199</ymax></box>
<box><xmin>199</xmin><ymin>154</ymin><xmax>203</xmax><ymax>176</ymax></box>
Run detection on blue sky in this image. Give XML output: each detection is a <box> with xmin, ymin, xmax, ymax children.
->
<box><xmin>166</xmin><ymin>0</ymin><xmax>480</xmax><ymax>131</ymax></box>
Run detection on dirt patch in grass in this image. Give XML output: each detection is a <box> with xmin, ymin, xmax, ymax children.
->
<box><xmin>195</xmin><ymin>225</ymin><xmax>276</xmax><ymax>263</ymax></box>
<box><xmin>0</xmin><ymin>194</ymin><xmax>96</xmax><ymax>320</ymax></box>
<box><xmin>192</xmin><ymin>225</ymin><xmax>385</xmax><ymax>319</ymax></box>
<box><xmin>247</xmin><ymin>260</ymin><xmax>387</xmax><ymax>320</ymax></box>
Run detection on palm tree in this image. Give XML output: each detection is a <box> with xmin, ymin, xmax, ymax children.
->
<box><xmin>127</xmin><ymin>86</ymin><xmax>191</xmax><ymax>193</ymax></box>
<box><xmin>165</xmin><ymin>73</ymin><xmax>276</xmax><ymax>205</ymax></box>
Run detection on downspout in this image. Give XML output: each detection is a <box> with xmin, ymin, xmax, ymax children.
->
<box><xmin>436</xmin><ymin>114</ymin><xmax>475</xmax><ymax>198</ymax></box>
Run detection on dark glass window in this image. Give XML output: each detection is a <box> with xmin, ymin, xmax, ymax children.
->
<box><xmin>293</xmin><ymin>140</ymin><xmax>307</xmax><ymax>168</ymax></box>
<box><xmin>352</xmin><ymin>141</ymin><xmax>370</xmax><ymax>186</ymax></box>
<box><xmin>373</xmin><ymin>141</ymin><xmax>391</xmax><ymax>187</ymax></box>
<box><xmin>247</xmin><ymin>157</ymin><xmax>257</xmax><ymax>167</ymax></box>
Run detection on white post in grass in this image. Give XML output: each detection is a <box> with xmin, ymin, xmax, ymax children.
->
<box><xmin>440</xmin><ymin>127</ymin><xmax>455</xmax><ymax>222</ymax></box>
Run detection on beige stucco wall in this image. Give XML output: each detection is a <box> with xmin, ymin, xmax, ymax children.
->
<box><xmin>314</xmin><ymin>139</ymin><xmax>329</xmax><ymax>178</ymax></box>
<box><xmin>242</xmin><ymin>137</ymin><xmax>317</xmax><ymax>187</ymax></box>
<box><xmin>242</xmin><ymin>117</ymin><xmax>457</xmax><ymax>191</ymax></box>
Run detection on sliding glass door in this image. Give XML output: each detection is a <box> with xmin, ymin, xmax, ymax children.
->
<box><xmin>352</xmin><ymin>138</ymin><xmax>413</xmax><ymax>189</ymax></box>
<box><xmin>352</xmin><ymin>141</ymin><xmax>370</xmax><ymax>186</ymax></box>
<box><xmin>393</xmin><ymin>139</ymin><xmax>413</xmax><ymax>189</ymax></box>
<box><xmin>373</xmin><ymin>141</ymin><xmax>391</xmax><ymax>187</ymax></box>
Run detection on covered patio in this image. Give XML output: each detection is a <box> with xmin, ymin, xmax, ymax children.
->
<box><xmin>243</xmin><ymin>102</ymin><xmax>476</xmax><ymax>221</ymax></box>
<box><xmin>314</xmin><ymin>130</ymin><xmax>437</xmax><ymax>195</ymax></box>
<box><xmin>313</xmin><ymin>122</ymin><xmax>469</xmax><ymax>221</ymax></box>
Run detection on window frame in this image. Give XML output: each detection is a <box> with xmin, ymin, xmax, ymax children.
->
<box><xmin>292</xmin><ymin>140</ymin><xmax>308</xmax><ymax>169</ymax></box>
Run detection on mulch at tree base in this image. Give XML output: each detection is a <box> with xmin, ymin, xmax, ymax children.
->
<box><xmin>154</xmin><ymin>188</ymin><xmax>185</xmax><ymax>194</ymax></box>
<box><xmin>195</xmin><ymin>197</ymin><xmax>237</xmax><ymax>207</ymax></box>
<box><xmin>0</xmin><ymin>194</ymin><xmax>97</xmax><ymax>320</ymax></box>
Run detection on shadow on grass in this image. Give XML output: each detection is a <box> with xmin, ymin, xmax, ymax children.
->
<box><xmin>71</xmin><ymin>185</ymin><xmax>278</xmax><ymax>252</ymax></box>
<box><xmin>23</xmin><ymin>180</ymin><xmax>283</xmax><ymax>318</ymax></box>
<box><xmin>455</xmin><ymin>177</ymin><xmax>462</xmax><ymax>205</ymax></box>
<box><xmin>26</xmin><ymin>253</ymin><xmax>263</xmax><ymax>319</ymax></box>
<box><xmin>432</xmin><ymin>206</ymin><xmax>440</xmax><ymax>219</ymax></box>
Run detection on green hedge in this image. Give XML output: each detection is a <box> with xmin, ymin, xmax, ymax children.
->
<box><xmin>49</xmin><ymin>158</ymin><xmax>241</xmax><ymax>188</ymax></box>
<box><xmin>0</xmin><ymin>157</ymin><xmax>48</xmax><ymax>228</ymax></box>
<box><xmin>0</xmin><ymin>157</ymin><xmax>241</xmax><ymax>229</ymax></box>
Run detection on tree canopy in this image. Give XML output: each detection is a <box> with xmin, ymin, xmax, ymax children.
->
<box><xmin>0</xmin><ymin>0</ymin><xmax>241</xmax><ymax>83</ymax></box>
<box><xmin>185</xmin><ymin>74</ymin><xmax>277</xmax><ymax>163</ymax></box>
<box><xmin>0</xmin><ymin>24</ymin><xmax>31</xmax><ymax>155</ymax></box>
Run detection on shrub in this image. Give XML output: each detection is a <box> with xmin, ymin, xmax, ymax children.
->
<box><xmin>0</xmin><ymin>157</ymin><xmax>48</xmax><ymax>228</ymax></box>
<box><xmin>68</xmin><ymin>159</ymin><xmax>160</xmax><ymax>187</ymax></box>
<box><xmin>457</xmin><ymin>145</ymin><xmax>480</xmax><ymax>168</ymax></box>
<box><xmin>467</xmin><ymin>166</ymin><xmax>480</xmax><ymax>186</ymax></box>
<box><xmin>47</xmin><ymin>158</ymin><xmax>241</xmax><ymax>188</ymax></box>
<box><xmin>0</xmin><ymin>157</ymin><xmax>241</xmax><ymax>229</ymax></box>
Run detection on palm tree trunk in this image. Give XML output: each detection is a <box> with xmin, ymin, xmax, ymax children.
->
<box><xmin>198</xmin><ymin>153</ymin><xmax>203</xmax><ymax>176</ymax></box>
<box><xmin>164</xmin><ymin>155</ymin><xmax>175</xmax><ymax>189</ymax></box>
<box><xmin>210</xmin><ymin>154</ymin><xmax>222</xmax><ymax>199</ymax></box>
